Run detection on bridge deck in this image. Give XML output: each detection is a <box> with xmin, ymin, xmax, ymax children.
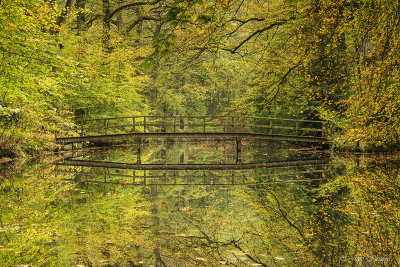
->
<box><xmin>56</xmin><ymin>132</ymin><xmax>327</xmax><ymax>144</ymax></box>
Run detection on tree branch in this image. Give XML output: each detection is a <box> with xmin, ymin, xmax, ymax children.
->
<box><xmin>225</xmin><ymin>17</ymin><xmax>266</xmax><ymax>39</ymax></box>
<box><xmin>126</xmin><ymin>16</ymin><xmax>161</xmax><ymax>33</ymax></box>
<box><xmin>231</xmin><ymin>241</ymin><xmax>267</xmax><ymax>266</ymax></box>
<box><xmin>230</xmin><ymin>19</ymin><xmax>289</xmax><ymax>54</ymax></box>
<box><xmin>228</xmin><ymin>17</ymin><xmax>265</xmax><ymax>24</ymax></box>
<box><xmin>107</xmin><ymin>0</ymin><xmax>163</xmax><ymax>20</ymax></box>
<box><xmin>269</xmin><ymin>191</ymin><xmax>309</xmax><ymax>245</ymax></box>
<box><xmin>85</xmin><ymin>14</ymin><xmax>102</xmax><ymax>28</ymax></box>
<box><xmin>231</xmin><ymin>20</ymin><xmax>287</xmax><ymax>54</ymax></box>
<box><xmin>268</xmin><ymin>60</ymin><xmax>302</xmax><ymax>103</ymax></box>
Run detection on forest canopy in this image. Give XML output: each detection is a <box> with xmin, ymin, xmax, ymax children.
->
<box><xmin>1</xmin><ymin>0</ymin><xmax>400</xmax><ymax>155</ymax></box>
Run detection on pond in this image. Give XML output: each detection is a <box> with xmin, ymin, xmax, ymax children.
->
<box><xmin>1</xmin><ymin>139</ymin><xmax>399</xmax><ymax>266</ymax></box>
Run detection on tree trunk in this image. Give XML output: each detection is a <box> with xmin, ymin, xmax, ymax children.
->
<box><xmin>116</xmin><ymin>0</ymin><xmax>125</xmax><ymax>32</ymax></box>
<box><xmin>56</xmin><ymin>0</ymin><xmax>75</xmax><ymax>27</ymax></box>
<box><xmin>102</xmin><ymin>0</ymin><xmax>112</xmax><ymax>53</ymax></box>
<box><xmin>75</xmin><ymin>0</ymin><xmax>86</xmax><ymax>34</ymax></box>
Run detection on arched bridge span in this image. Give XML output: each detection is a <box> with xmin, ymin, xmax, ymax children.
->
<box><xmin>55</xmin><ymin>115</ymin><xmax>328</xmax><ymax>145</ymax></box>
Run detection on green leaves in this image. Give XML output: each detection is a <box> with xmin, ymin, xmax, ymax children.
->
<box><xmin>297</xmin><ymin>0</ymin><xmax>400</xmax><ymax>150</ymax></box>
<box><xmin>197</xmin><ymin>14</ymin><xmax>213</xmax><ymax>23</ymax></box>
<box><xmin>141</xmin><ymin>58</ymin><xmax>154</xmax><ymax>70</ymax></box>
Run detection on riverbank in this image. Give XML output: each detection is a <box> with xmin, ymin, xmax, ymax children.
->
<box><xmin>0</xmin><ymin>130</ymin><xmax>59</xmax><ymax>160</ymax></box>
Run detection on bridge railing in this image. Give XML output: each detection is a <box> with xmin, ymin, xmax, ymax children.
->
<box><xmin>56</xmin><ymin>163</ymin><xmax>328</xmax><ymax>186</ymax></box>
<box><xmin>55</xmin><ymin>115</ymin><xmax>326</xmax><ymax>139</ymax></box>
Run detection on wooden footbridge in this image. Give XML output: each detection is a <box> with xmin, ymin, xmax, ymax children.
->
<box><xmin>56</xmin><ymin>115</ymin><xmax>328</xmax><ymax>145</ymax></box>
<box><xmin>55</xmin><ymin>115</ymin><xmax>329</xmax><ymax>186</ymax></box>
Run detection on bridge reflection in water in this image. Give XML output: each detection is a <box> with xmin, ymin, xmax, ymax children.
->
<box><xmin>56</xmin><ymin>128</ymin><xmax>330</xmax><ymax>186</ymax></box>
<box><xmin>56</xmin><ymin>157</ymin><xmax>330</xmax><ymax>186</ymax></box>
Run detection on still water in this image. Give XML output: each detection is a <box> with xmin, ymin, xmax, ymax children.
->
<box><xmin>1</xmin><ymin>139</ymin><xmax>399</xmax><ymax>266</ymax></box>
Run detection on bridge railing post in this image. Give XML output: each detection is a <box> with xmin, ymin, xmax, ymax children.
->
<box><xmin>137</xmin><ymin>138</ymin><xmax>142</xmax><ymax>164</ymax></box>
<box><xmin>143</xmin><ymin>116</ymin><xmax>147</xmax><ymax>133</ymax></box>
<box><xmin>174</xmin><ymin>117</ymin><xmax>177</xmax><ymax>132</ymax></box>
<box><xmin>104</xmin><ymin>119</ymin><xmax>108</xmax><ymax>135</ymax></box>
<box><xmin>184</xmin><ymin>116</ymin><xmax>188</xmax><ymax>132</ymax></box>
<box><xmin>162</xmin><ymin>116</ymin><xmax>168</xmax><ymax>133</ymax></box>
<box><xmin>235</xmin><ymin>137</ymin><xmax>242</xmax><ymax>164</ymax></box>
<box><xmin>132</xmin><ymin>117</ymin><xmax>136</xmax><ymax>132</ymax></box>
<box><xmin>203</xmin><ymin>117</ymin><xmax>206</xmax><ymax>133</ymax></box>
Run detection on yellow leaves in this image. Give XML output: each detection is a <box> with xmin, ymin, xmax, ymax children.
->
<box><xmin>196</xmin><ymin>28</ymin><xmax>206</xmax><ymax>34</ymax></box>
<box><xmin>173</xmin><ymin>25</ymin><xmax>180</xmax><ymax>33</ymax></box>
<box><xmin>4</xmin><ymin>20</ymin><xmax>16</xmax><ymax>30</ymax></box>
<box><xmin>319</xmin><ymin>26</ymin><xmax>329</xmax><ymax>35</ymax></box>
<box><xmin>25</xmin><ymin>9</ymin><xmax>34</xmax><ymax>16</ymax></box>
<box><xmin>37</xmin><ymin>13</ymin><xmax>47</xmax><ymax>24</ymax></box>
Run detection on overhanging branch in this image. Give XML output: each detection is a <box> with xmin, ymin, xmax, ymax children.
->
<box><xmin>85</xmin><ymin>14</ymin><xmax>102</xmax><ymax>28</ymax></box>
<box><xmin>228</xmin><ymin>17</ymin><xmax>265</xmax><ymax>24</ymax></box>
<box><xmin>107</xmin><ymin>0</ymin><xmax>162</xmax><ymax>20</ymax></box>
<box><xmin>230</xmin><ymin>19</ymin><xmax>289</xmax><ymax>54</ymax></box>
<box><xmin>268</xmin><ymin>60</ymin><xmax>303</xmax><ymax>103</ymax></box>
<box><xmin>127</xmin><ymin>16</ymin><xmax>161</xmax><ymax>33</ymax></box>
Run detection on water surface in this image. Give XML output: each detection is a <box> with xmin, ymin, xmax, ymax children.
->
<box><xmin>1</xmin><ymin>140</ymin><xmax>399</xmax><ymax>266</ymax></box>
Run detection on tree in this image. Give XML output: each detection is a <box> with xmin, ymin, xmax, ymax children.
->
<box><xmin>0</xmin><ymin>0</ymin><xmax>74</xmax><ymax>156</ymax></box>
<box><xmin>156</xmin><ymin>0</ymin><xmax>400</xmax><ymax>149</ymax></box>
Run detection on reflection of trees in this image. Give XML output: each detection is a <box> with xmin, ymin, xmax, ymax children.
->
<box><xmin>167</xmin><ymin>212</ymin><xmax>268</xmax><ymax>266</ymax></box>
<box><xmin>0</xmin><ymin>163</ymin><xmax>156</xmax><ymax>266</ymax></box>
<box><xmin>151</xmin><ymin>185</ymin><xmax>272</xmax><ymax>266</ymax></box>
<box><xmin>150</xmin><ymin>186</ymin><xmax>167</xmax><ymax>267</ymax></box>
<box><xmin>238</xmin><ymin>159</ymin><xmax>400</xmax><ymax>266</ymax></box>
<box><xmin>303</xmin><ymin>160</ymin><xmax>400</xmax><ymax>265</ymax></box>
<box><xmin>144</xmin><ymin>176</ymin><xmax>327</xmax><ymax>266</ymax></box>
<box><xmin>82</xmin><ymin>139</ymin><xmax>234</xmax><ymax>165</ymax></box>
<box><xmin>4</xmin><ymin>153</ymin><xmax>400</xmax><ymax>266</ymax></box>
<box><xmin>232</xmin><ymin>183</ymin><xmax>313</xmax><ymax>265</ymax></box>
